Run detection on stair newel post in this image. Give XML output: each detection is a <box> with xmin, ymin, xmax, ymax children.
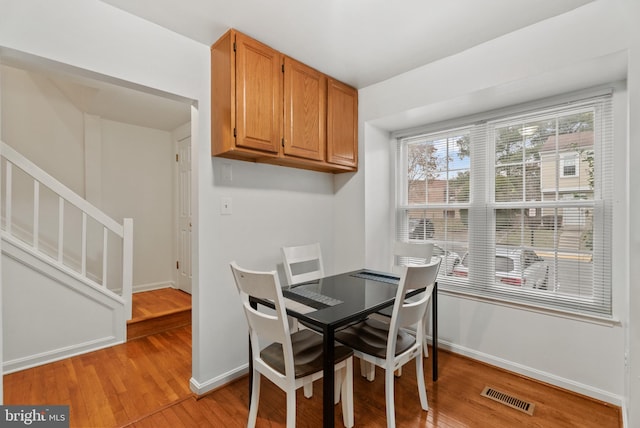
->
<box><xmin>122</xmin><ymin>218</ymin><xmax>134</xmax><ymax>320</ymax></box>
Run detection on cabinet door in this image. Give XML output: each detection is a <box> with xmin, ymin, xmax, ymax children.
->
<box><xmin>327</xmin><ymin>78</ymin><xmax>358</xmax><ymax>168</ymax></box>
<box><xmin>235</xmin><ymin>32</ymin><xmax>282</xmax><ymax>154</ymax></box>
<box><xmin>283</xmin><ymin>57</ymin><xmax>326</xmax><ymax>161</ymax></box>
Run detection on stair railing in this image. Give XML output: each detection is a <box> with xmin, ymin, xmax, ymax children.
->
<box><xmin>0</xmin><ymin>141</ymin><xmax>134</xmax><ymax>319</ymax></box>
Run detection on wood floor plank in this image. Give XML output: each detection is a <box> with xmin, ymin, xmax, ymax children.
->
<box><xmin>3</xmin><ymin>321</ymin><xmax>621</xmax><ymax>428</ymax></box>
<box><xmin>4</xmin><ymin>325</ymin><xmax>193</xmax><ymax>428</ymax></box>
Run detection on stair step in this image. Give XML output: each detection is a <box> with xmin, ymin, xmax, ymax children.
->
<box><xmin>127</xmin><ymin>308</ymin><xmax>191</xmax><ymax>340</ymax></box>
<box><xmin>127</xmin><ymin>288</ymin><xmax>191</xmax><ymax>340</ymax></box>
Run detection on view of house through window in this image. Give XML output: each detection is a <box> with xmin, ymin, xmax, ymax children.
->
<box><xmin>396</xmin><ymin>94</ymin><xmax>612</xmax><ymax>316</ymax></box>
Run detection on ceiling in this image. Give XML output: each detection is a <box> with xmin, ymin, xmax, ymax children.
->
<box><xmin>7</xmin><ymin>0</ymin><xmax>596</xmax><ymax>131</ymax></box>
<box><xmin>50</xmin><ymin>72</ymin><xmax>193</xmax><ymax>131</ymax></box>
<box><xmin>100</xmin><ymin>0</ymin><xmax>594</xmax><ymax>89</ymax></box>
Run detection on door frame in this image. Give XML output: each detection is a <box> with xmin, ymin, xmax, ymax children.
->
<box><xmin>174</xmin><ymin>124</ymin><xmax>192</xmax><ymax>294</ymax></box>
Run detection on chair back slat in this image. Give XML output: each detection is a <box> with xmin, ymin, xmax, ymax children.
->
<box><xmin>396</xmin><ymin>283</ymin><xmax>435</xmax><ymax>328</ymax></box>
<box><xmin>392</xmin><ymin>241</ymin><xmax>434</xmax><ymax>275</ymax></box>
<box><xmin>282</xmin><ymin>243</ymin><xmax>325</xmax><ymax>285</ymax></box>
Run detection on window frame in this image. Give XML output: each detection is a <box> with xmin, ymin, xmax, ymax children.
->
<box><xmin>394</xmin><ymin>91</ymin><xmax>613</xmax><ymax>318</ymax></box>
<box><xmin>560</xmin><ymin>153</ymin><xmax>579</xmax><ymax>178</ymax></box>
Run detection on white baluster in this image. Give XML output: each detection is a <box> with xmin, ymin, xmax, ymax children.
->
<box><xmin>5</xmin><ymin>162</ymin><xmax>12</xmax><ymax>235</ymax></box>
<box><xmin>81</xmin><ymin>212</ymin><xmax>87</xmax><ymax>276</ymax></box>
<box><xmin>102</xmin><ymin>226</ymin><xmax>108</xmax><ymax>288</ymax></box>
<box><xmin>33</xmin><ymin>180</ymin><xmax>40</xmax><ymax>250</ymax></box>
<box><xmin>58</xmin><ymin>197</ymin><xmax>64</xmax><ymax>263</ymax></box>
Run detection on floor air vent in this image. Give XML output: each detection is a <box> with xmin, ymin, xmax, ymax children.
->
<box><xmin>480</xmin><ymin>386</ymin><xmax>535</xmax><ymax>416</ymax></box>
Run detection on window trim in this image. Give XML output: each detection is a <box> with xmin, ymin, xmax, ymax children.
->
<box><xmin>559</xmin><ymin>153</ymin><xmax>579</xmax><ymax>178</ymax></box>
<box><xmin>394</xmin><ymin>88</ymin><xmax>614</xmax><ymax>318</ymax></box>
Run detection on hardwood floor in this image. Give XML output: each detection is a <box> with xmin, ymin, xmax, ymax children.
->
<box><xmin>127</xmin><ymin>289</ymin><xmax>192</xmax><ymax>340</ymax></box>
<box><xmin>130</xmin><ymin>289</ymin><xmax>192</xmax><ymax>321</ymax></box>
<box><xmin>128</xmin><ymin>345</ymin><xmax>622</xmax><ymax>428</ymax></box>
<box><xmin>4</xmin><ymin>321</ymin><xmax>621</xmax><ymax>427</ymax></box>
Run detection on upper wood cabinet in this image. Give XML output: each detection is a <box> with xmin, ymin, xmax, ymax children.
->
<box><xmin>235</xmin><ymin>32</ymin><xmax>283</xmax><ymax>155</ymax></box>
<box><xmin>211</xmin><ymin>30</ymin><xmax>282</xmax><ymax>159</ymax></box>
<box><xmin>211</xmin><ymin>29</ymin><xmax>358</xmax><ymax>173</ymax></box>
<box><xmin>327</xmin><ymin>78</ymin><xmax>358</xmax><ymax>168</ymax></box>
<box><xmin>283</xmin><ymin>56</ymin><xmax>326</xmax><ymax>162</ymax></box>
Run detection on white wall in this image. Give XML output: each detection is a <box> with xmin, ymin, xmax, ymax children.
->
<box><xmin>0</xmin><ymin>66</ymin><xmax>175</xmax><ymax>291</ymax></box>
<box><xmin>2</xmin><ymin>1</ymin><xmax>639</xmax><ymax>426</ymax></box>
<box><xmin>625</xmin><ymin>1</ymin><xmax>640</xmax><ymax>424</ymax></box>
<box><xmin>0</xmin><ymin>0</ymin><xmax>344</xmax><ymax>401</ymax></box>
<box><xmin>100</xmin><ymin>119</ymin><xmax>175</xmax><ymax>289</ymax></box>
<box><xmin>194</xmin><ymin>157</ymin><xmax>336</xmax><ymax>392</ymax></box>
<box><xmin>0</xmin><ymin>65</ymin><xmax>85</xmax><ymax>195</ymax></box>
<box><xmin>362</xmin><ymin>122</ymin><xmax>393</xmax><ymax>271</ymax></box>
<box><xmin>359</xmin><ymin>0</ymin><xmax>636</xmax><ymax>422</ymax></box>
<box><xmin>2</xmin><ymin>239</ymin><xmax>126</xmax><ymax>372</ymax></box>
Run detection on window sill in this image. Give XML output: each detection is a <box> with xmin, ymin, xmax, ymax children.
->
<box><xmin>438</xmin><ymin>283</ymin><xmax>620</xmax><ymax>327</ymax></box>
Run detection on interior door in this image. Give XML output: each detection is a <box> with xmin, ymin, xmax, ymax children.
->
<box><xmin>176</xmin><ymin>136</ymin><xmax>192</xmax><ymax>294</ymax></box>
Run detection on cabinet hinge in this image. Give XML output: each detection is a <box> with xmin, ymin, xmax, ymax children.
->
<box><xmin>176</xmin><ymin>260</ymin><xmax>180</xmax><ymax>270</ymax></box>
<box><xmin>176</xmin><ymin>153</ymin><xmax>179</xmax><ymax>162</ymax></box>
<box><xmin>282</xmin><ymin>138</ymin><xmax>285</xmax><ymax>147</ymax></box>
<box><xmin>282</xmin><ymin>63</ymin><xmax>284</xmax><ymax>73</ymax></box>
<box><xmin>233</xmin><ymin>128</ymin><xmax>237</xmax><ymax>138</ymax></box>
<box><xmin>233</xmin><ymin>42</ymin><xmax>236</xmax><ymax>52</ymax></box>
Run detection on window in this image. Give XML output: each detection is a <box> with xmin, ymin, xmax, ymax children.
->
<box><xmin>396</xmin><ymin>93</ymin><xmax>613</xmax><ymax>317</ymax></box>
<box><xmin>560</xmin><ymin>154</ymin><xmax>578</xmax><ymax>177</ymax></box>
<box><xmin>396</xmin><ymin>130</ymin><xmax>471</xmax><ymax>276</ymax></box>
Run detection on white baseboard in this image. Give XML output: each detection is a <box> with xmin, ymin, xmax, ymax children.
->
<box><xmin>190</xmin><ymin>364</ymin><xmax>249</xmax><ymax>396</ymax></box>
<box><xmin>133</xmin><ymin>281</ymin><xmax>176</xmax><ymax>293</ymax></box>
<box><xmin>436</xmin><ymin>339</ymin><xmax>624</xmax><ymax>407</ymax></box>
<box><xmin>192</xmin><ymin>341</ymin><xmax>624</xmax><ymax>409</ymax></box>
<box><xmin>3</xmin><ymin>336</ymin><xmax>125</xmax><ymax>375</ymax></box>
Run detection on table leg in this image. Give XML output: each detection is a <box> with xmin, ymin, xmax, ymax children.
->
<box><xmin>249</xmin><ymin>300</ymin><xmax>257</xmax><ymax>406</ymax></box>
<box><xmin>432</xmin><ymin>282</ymin><xmax>438</xmax><ymax>382</ymax></box>
<box><xmin>323</xmin><ymin>325</ymin><xmax>335</xmax><ymax>428</ymax></box>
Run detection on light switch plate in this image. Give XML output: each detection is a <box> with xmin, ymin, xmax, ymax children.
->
<box><xmin>220</xmin><ymin>197</ymin><xmax>232</xmax><ymax>215</ymax></box>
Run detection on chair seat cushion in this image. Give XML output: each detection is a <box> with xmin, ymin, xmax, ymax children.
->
<box><xmin>335</xmin><ymin>317</ymin><xmax>415</xmax><ymax>359</ymax></box>
<box><xmin>261</xmin><ymin>329</ymin><xmax>353</xmax><ymax>378</ymax></box>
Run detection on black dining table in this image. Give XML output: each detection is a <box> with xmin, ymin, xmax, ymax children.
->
<box><xmin>252</xmin><ymin>268</ymin><xmax>438</xmax><ymax>428</ymax></box>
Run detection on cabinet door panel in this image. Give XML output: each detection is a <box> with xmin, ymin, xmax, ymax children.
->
<box><xmin>284</xmin><ymin>57</ymin><xmax>326</xmax><ymax>161</ymax></box>
<box><xmin>235</xmin><ymin>33</ymin><xmax>282</xmax><ymax>153</ymax></box>
<box><xmin>327</xmin><ymin>79</ymin><xmax>358</xmax><ymax>168</ymax></box>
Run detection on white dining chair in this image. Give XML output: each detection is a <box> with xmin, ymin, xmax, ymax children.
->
<box><xmin>393</xmin><ymin>241</ymin><xmax>435</xmax><ymax>357</ymax></box>
<box><xmin>335</xmin><ymin>261</ymin><xmax>440</xmax><ymax>428</ymax></box>
<box><xmin>230</xmin><ymin>261</ymin><xmax>354</xmax><ymax>428</ymax></box>
<box><xmin>281</xmin><ymin>242</ymin><xmax>328</xmax><ymax>397</ymax></box>
<box><xmin>365</xmin><ymin>240</ymin><xmax>436</xmax><ymax>381</ymax></box>
<box><xmin>282</xmin><ymin>242</ymin><xmax>325</xmax><ymax>285</ymax></box>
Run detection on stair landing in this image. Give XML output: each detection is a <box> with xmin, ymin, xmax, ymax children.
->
<box><xmin>127</xmin><ymin>288</ymin><xmax>191</xmax><ymax>340</ymax></box>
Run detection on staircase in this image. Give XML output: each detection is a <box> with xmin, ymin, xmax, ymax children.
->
<box><xmin>1</xmin><ymin>140</ymin><xmax>134</xmax><ymax>372</ymax></box>
<box><xmin>127</xmin><ymin>288</ymin><xmax>192</xmax><ymax>340</ymax></box>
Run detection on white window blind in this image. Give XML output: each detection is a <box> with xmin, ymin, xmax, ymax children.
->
<box><xmin>396</xmin><ymin>94</ymin><xmax>613</xmax><ymax>317</ymax></box>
